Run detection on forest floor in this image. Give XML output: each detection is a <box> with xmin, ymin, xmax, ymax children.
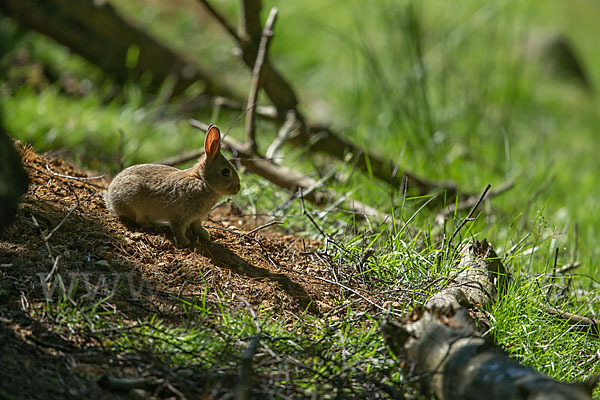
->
<box><xmin>0</xmin><ymin>142</ymin><xmax>382</xmax><ymax>399</ymax></box>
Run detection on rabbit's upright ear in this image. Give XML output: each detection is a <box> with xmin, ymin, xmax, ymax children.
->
<box><xmin>205</xmin><ymin>125</ymin><xmax>221</xmax><ymax>160</ymax></box>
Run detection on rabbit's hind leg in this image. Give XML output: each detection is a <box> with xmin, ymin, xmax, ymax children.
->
<box><xmin>133</xmin><ymin>213</ymin><xmax>152</xmax><ymax>229</ymax></box>
<box><xmin>111</xmin><ymin>206</ymin><xmax>149</xmax><ymax>229</ymax></box>
<box><xmin>169</xmin><ymin>219</ymin><xmax>192</xmax><ymax>247</ymax></box>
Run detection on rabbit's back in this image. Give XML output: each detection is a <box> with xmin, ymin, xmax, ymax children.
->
<box><xmin>105</xmin><ymin>164</ymin><xmax>216</xmax><ymax>223</ymax></box>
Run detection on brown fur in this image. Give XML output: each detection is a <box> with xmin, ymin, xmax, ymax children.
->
<box><xmin>104</xmin><ymin>125</ymin><xmax>240</xmax><ymax>247</ymax></box>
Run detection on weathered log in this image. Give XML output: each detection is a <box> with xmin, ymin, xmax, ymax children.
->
<box><xmin>383</xmin><ymin>311</ymin><xmax>594</xmax><ymax>400</ymax></box>
<box><xmin>426</xmin><ymin>240</ymin><xmax>509</xmax><ymax>316</ymax></box>
<box><xmin>383</xmin><ymin>240</ymin><xmax>595</xmax><ymax>399</ymax></box>
<box><xmin>0</xmin><ymin>0</ymin><xmax>234</xmax><ymax>98</ymax></box>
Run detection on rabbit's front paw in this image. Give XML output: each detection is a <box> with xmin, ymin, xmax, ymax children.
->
<box><xmin>191</xmin><ymin>221</ymin><xmax>211</xmax><ymax>242</ymax></box>
<box><xmin>174</xmin><ymin>234</ymin><xmax>192</xmax><ymax>248</ymax></box>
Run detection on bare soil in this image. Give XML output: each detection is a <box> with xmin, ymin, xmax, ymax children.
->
<box><xmin>0</xmin><ymin>142</ymin><xmax>374</xmax><ymax>399</ymax></box>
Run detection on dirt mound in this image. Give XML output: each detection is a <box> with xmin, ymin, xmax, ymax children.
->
<box><xmin>0</xmin><ymin>142</ymin><xmax>384</xmax><ymax>399</ymax></box>
<box><xmin>0</xmin><ymin>142</ymin><xmax>353</xmax><ymax>319</ymax></box>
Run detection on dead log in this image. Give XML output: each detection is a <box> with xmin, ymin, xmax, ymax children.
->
<box><xmin>382</xmin><ymin>311</ymin><xmax>594</xmax><ymax>400</ymax></box>
<box><xmin>382</xmin><ymin>240</ymin><xmax>596</xmax><ymax>399</ymax></box>
<box><xmin>0</xmin><ymin>0</ymin><xmax>234</xmax><ymax>98</ymax></box>
<box><xmin>425</xmin><ymin>239</ymin><xmax>509</xmax><ymax>316</ymax></box>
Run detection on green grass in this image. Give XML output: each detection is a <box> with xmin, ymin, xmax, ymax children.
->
<box><xmin>2</xmin><ymin>0</ymin><xmax>600</xmax><ymax>397</ymax></box>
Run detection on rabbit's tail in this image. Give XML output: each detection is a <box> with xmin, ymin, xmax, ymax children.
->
<box><xmin>103</xmin><ymin>190</ymin><xmax>115</xmax><ymax>213</ymax></box>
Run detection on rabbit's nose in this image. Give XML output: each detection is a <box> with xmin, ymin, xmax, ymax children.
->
<box><xmin>230</xmin><ymin>181</ymin><xmax>241</xmax><ymax>194</ymax></box>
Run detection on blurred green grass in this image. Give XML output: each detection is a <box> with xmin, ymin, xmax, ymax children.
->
<box><xmin>2</xmin><ymin>0</ymin><xmax>600</xmax><ymax>391</ymax></box>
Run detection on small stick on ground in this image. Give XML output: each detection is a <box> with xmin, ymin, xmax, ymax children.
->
<box><xmin>247</xmin><ymin>220</ymin><xmax>282</xmax><ymax>235</ymax></box>
<box><xmin>45</xmin><ymin>191</ymin><xmax>97</xmax><ymax>241</ymax></box>
<box><xmin>546</xmin><ymin>306</ymin><xmax>600</xmax><ymax>336</ymax></box>
<box><xmin>555</xmin><ymin>261</ymin><xmax>582</xmax><ymax>274</ymax></box>
<box><xmin>46</xmin><ymin>162</ymin><xmax>104</xmax><ymax>181</ymax></box>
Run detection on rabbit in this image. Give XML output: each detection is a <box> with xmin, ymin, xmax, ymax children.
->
<box><xmin>104</xmin><ymin>124</ymin><xmax>240</xmax><ymax>247</ymax></box>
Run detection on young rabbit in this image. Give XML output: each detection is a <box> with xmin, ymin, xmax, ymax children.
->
<box><xmin>104</xmin><ymin>125</ymin><xmax>240</xmax><ymax>247</ymax></box>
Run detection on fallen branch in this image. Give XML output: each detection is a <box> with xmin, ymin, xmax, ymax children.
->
<box><xmin>382</xmin><ymin>311</ymin><xmax>595</xmax><ymax>400</ymax></box>
<box><xmin>1</xmin><ymin>0</ymin><xmax>234</xmax><ymax>98</ymax></box>
<box><xmin>546</xmin><ymin>306</ymin><xmax>600</xmax><ymax>336</ymax></box>
<box><xmin>223</xmin><ymin>135</ymin><xmax>389</xmax><ymax>220</ymax></box>
<box><xmin>426</xmin><ymin>239</ymin><xmax>508</xmax><ymax>316</ymax></box>
<box><xmin>292</xmin><ymin>125</ymin><xmax>458</xmax><ymax>197</ymax></box>
<box><xmin>555</xmin><ymin>261</ymin><xmax>582</xmax><ymax>275</ymax></box>
<box><xmin>182</xmin><ymin>119</ymin><xmax>391</xmax><ymax>220</ymax></box>
<box><xmin>383</xmin><ymin>240</ymin><xmax>596</xmax><ymax>399</ymax></box>
<box><xmin>196</xmin><ymin>0</ymin><xmax>298</xmax><ymax>110</ymax></box>
<box><xmin>196</xmin><ymin>0</ymin><xmax>458</xmax><ymax>197</ymax></box>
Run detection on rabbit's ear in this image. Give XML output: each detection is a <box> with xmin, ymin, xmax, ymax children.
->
<box><xmin>205</xmin><ymin>125</ymin><xmax>221</xmax><ymax>159</ymax></box>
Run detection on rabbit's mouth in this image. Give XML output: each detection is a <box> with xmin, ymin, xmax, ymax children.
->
<box><xmin>223</xmin><ymin>181</ymin><xmax>240</xmax><ymax>195</ymax></box>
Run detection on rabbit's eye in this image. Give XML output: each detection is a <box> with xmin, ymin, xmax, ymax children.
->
<box><xmin>221</xmin><ymin>168</ymin><xmax>230</xmax><ymax>177</ymax></box>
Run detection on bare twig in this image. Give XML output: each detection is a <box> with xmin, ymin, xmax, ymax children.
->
<box><xmin>438</xmin><ymin>180</ymin><xmax>514</xmax><ymax>219</ymax></box>
<box><xmin>546</xmin><ymin>306</ymin><xmax>600</xmax><ymax>336</ymax></box>
<box><xmin>448</xmin><ymin>184</ymin><xmax>491</xmax><ymax>247</ymax></box>
<box><xmin>266</xmin><ymin>110</ymin><xmax>299</xmax><ymax>161</ymax></box>
<box><xmin>46</xmin><ymin>191</ymin><xmax>97</xmax><ymax>241</ymax></box>
<box><xmin>198</xmin><ymin>0</ymin><xmax>456</xmax><ymax>197</ymax></box>
<box><xmin>31</xmin><ymin>215</ymin><xmax>54</xmax><ymax>262</ymax></box>
<box><xmin>247</xmin><ymin>220</ymin><xmax>282</xmax><ymax>235</ymax></box>
<box><xmin>555</xmin><ymin>261</ymin><xmax>582</xmax><ymax>275</ymax></box>
<box><xmin>44</xmin><ymin>255</ymin><xmax>62</xmax><ymax>283</ymax></box>
<box><xmin>46</xmin><ymin>162</ymin><xmax>104</xmax><ymax>181</ymax></box>
<box><xmin>506</xmin><ymin>233</ymin><xmax>530</xmax><ymax>257</ymax></box>
<box><xmin>197</xmin><ymin>0</ymin><xmax>297</xmax><ymax>111</ymax></box>
<box><xmin>213</xmin><ymin>96</ymin><xmax>279</xmax><ymax>121</ymax></box>
<box><xmin>223</xmin><ymin>134</ymin><xmax>390</xmax><ymax>221</ymax></box>
<box><xmin>244</xmin><ymin>7</ymin><xmax>278</xmax><ymax>152</ymax></box>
